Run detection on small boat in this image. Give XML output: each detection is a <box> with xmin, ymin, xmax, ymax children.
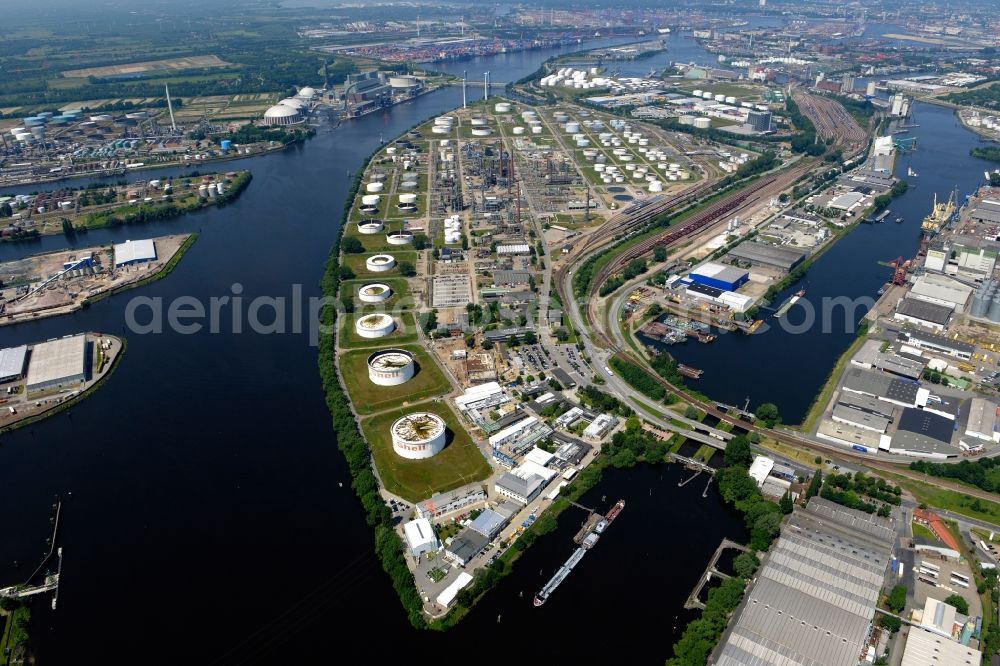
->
<box><xmin>895</xmin><ymin>217</ymin><xmax>904</xmax><ymax>224</ymax></box>
<box><xmin>907</xmin><ymin>167</ymin><xmax>918</xmax><ymax>177</ymax></box>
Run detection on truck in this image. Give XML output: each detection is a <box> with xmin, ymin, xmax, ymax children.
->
<box><xmin>604</xmin><ymin>366</ymin><xmax>614</xmax><ymax>377</ymax></box>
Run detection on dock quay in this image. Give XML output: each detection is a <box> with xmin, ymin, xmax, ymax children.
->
<box><xmin>684</xmin><ymin>538</ymin><xmax>749</xmax><ymax>610</ymax></box>
<box><xmin>574</xmin><ymin>513</ymin><xmax>602</xmax><ymax>545</ymax></box>
<box><xmin>1</xmin><ymin>500</ymin><xmax>63</xmax><ymax>604</ymax></box>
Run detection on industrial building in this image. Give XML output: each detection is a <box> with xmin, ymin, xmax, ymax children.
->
<box><xmin>908</xmin><ymin>274</ymin><xmax>974</xmax><ymax>311</ymax></box>
<box><xmin>838</xmin><ymin>392</ymin><xmax>895</xmax><ymax>419</ymax></box>
<box><xmin>488</xmin><ymin>415</ymin><xmax>553</xmax><ymax>466</ymax></box>
<box><xmin>898</xmin><ymin>330</ymin><xmax>973</xmax><ymax>361</ymax></box>
<box><xmin>748</xmin><ymin>455</ymin><xmax>774</xmax><ymax>487</ymax></box>
<box><xmin>436</xmin><ymin>572</ymin><xmax>473</xmax><ymax>609</ymax></box>
<box><xmin>893</xmin><ymin>297</ymin><xmax>953</xmax><ymax>332</ymax></box>
<box><xmin>25</xmin><ymin>334</ymin><xmax>88</xmax><ymax>393</ymax></box>
<box><xmin>467</xmin><ymin>508</ymin><xmax>506</xmax><ymax>539</ymax></box>
<box><xmin>583</xmin><ymin>413</ymin><xmax>618</xmax><ymax>439</ymax></box>
<box><xmin>900</xmin><ymin>626</ymin><xmax>982</xmax><ymax>666</ymax></box>
<box><xmin>891</xmin><ymin>407</ymin><xmax>958</xmax><ymax>458</ymax></box>
<box><xmin>964</xmin><ymin>397</ymin><xmax>998</xmax><ymax>443</ymax></box>
<box><xmin>0</xmin><ymin>345</ymin><xmax>28</xmax><ymax>383</ymax></box>
<box><xmin>114</xmin><ymin>238</ymin><xmax>157</xmax><ymax>267</ymax></box>
<box><xmin>444</xmin><ymin>529</ymin><xmax>489</xmax><ymax>566</ymax></box>
<box><xmin>727</xmin><ymin>242</ymin><xmax>807</xmax><ymax>271</ymax></box>
<box><xmin>689</xmin><ymin>262</ymin><xmax>749</xmax><ymax>291</ymax></box>
<box><xmin>495</xmin><ymin>470</ymin><xmax>546</xmax><ymax>505</ymax></box>
<box><xmin>685</xmin><ymin>282</ymin><xmax>755</xmax><ymax>312</ymax></box>
<box><xmin>832</xmin><ymin>403</ymin><xmax>890</xmax><ymax>433</ymax></box>
<box><xmin>402</xmin><ymin>518</ymin><xmax>440</xmax><ymax>557</ymax></box>
<box><xmin>415</xmin><ymin>483</ymin><xmax>486</xmax><ymax>520</ymax></box>
<box><xmin>745</xmin><ymin>109</ymin><xmax>771</xmax><ymax>133</ymax></box>
<box><xmin>262</xmin><ymin>102</ymin><xmax>304</xmax><ymax>126</ymax></box>
<box><xmin>870</xmin><ymin>352</ymin><xmax>925</xmax><ymax>381</ymax></box>
<box><xmin>714</xmin><ymin>498</ymin><xmax>896</xmax><ymax>666</ymax></box>
<box><xmin>841</xmin><ymin>367</ymin><xmax>920</xmax><ymax>407</ymax></box>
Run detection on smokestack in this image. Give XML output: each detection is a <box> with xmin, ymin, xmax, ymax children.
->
<box><xmin>463</xmin><ymin>70</ymin><xmax>467</xmax><ymax>108</ymax></box>
<box><xmin>165</xmin><ymin>83</ymin><xmax>177</xmax><ymax>132</ymax></box>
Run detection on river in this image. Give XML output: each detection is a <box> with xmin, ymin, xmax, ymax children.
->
<box><xmin>660</xmin><ymin>100</ymin><xmax>998</xmax><ymax>424</ymax></box>
<box><xmin>0</xmin><ymin>37</ymin><xmax>755</xmax><ymax>665</ymax></box>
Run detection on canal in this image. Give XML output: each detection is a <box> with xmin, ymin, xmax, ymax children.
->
<box><xmin>0</xmin><ymin>37</ymin><xmax>751</xmax><ymax>665</ymax></box>
<box><xmin>662</xmin><ymin>100</ymin><xmax>998</xmax><ymax>424</ymax></box>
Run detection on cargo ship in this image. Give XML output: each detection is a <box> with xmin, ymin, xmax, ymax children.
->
<box><xmin>920</xmin><ymin>191</ymin><xmax>956</xmax><ymax>236</ymax></box>
<box><xmin>773</xmin><ymin>289</ymin><xmax>806</xmax><ymax>318</ymax></box>
<box><xmin>534</xmin><ymin>500</ymin><xmax>625</xmax><ymax>606</ymax></box>
<box><xmin>677</xmin><ymin>364</ymin><xmax>703</xmax><ymax>379</ymax></box>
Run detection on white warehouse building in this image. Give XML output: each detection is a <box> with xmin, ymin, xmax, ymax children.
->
<box><xmin>114</xmin><ymin>239</ymin><xmax>157</xmax><ymax>267</ymax></box>
<box><xmin>25</xmin><ymin>334</ymin><xmax>88</xmax><ymax>393</ymax></box>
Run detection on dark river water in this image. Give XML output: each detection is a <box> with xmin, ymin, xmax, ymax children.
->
<box><xmin>0</xmin><ymin>37</ymin><xmax>756</xmax><ymax>665</ymax></box>
<box><xmin>662</xmin><ymin>101</ymin><xmax>997</xmax><ymax>423</ymax></box>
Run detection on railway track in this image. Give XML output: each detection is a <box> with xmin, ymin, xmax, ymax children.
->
<box><xmin>793</xmin><ymin>91</ymin><xmax>866</xmax><ymax>146</ymax></box>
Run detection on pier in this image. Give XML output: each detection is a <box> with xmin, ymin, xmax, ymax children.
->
<box><xmin>684</xmin><ymin>538</ymin><xmax>748</xmax><ymax>610</ymax></box>
<box><xmin>0</xmin><ymin>500</ymin><xmax>63</xmax><ymax>604</ymax></box>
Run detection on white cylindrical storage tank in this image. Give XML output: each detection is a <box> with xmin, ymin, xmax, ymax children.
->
<box><xmin>361</xmin><ymin>194</ymin><xmax>381</xmax><ymax>206</ymax></box>
<box><xmin>359</xmin><ymin>221</ymin><xmax>383</xmax><ymax>234</ymax></box>
<box><xmin>693</xmin><ymin>118</ymin><xmax>711</xmax><ymax>129</ymax></box>
<box><xmin>366</xmin><ymin>182</ymin><xmax>384</xmax><ymax>193</ymax></box>
<box><xmin>387</xmin><ymin>231</ymin><xmax>414</xmax><ymax>245</ymax></box>
<box><xmin>513</xmin><ymin>126</ymin><xmax>525</xmax><ymax>135</ymax></box>
<box><xmin>714</xmin><ymin>94</ymin><xmax>726</xmax><ymax>102</ymax></box>
<box><xmin>470</xmin><ymin>117</ymin><xmax>488</xmax><ymax>126</ymax></box>
<box><xmin>565</xmin><ymin>122</ymin><xmax>581</xmax><ymax>134</ymax></box>
<box><xmin>531</xmin><ymin>126</ymin><xmax>542</xmax><ymax>134</ymax></box>
<box><xmin>625</xmin><ymin>164</ymin><xmax>636</xmax><ymax>171</ymax></box>
<box><xmin>435</xmin><ymin>116</ymin><xmax>454</xmax><ymax>125</ymax></box>
<box><xmin>355</xmin><ymin>313</ymin><xmax>396</xmax><ymax>339</ymax></box>
<box><xmin>358</xmin><ymin>283</ymin><xmax>392</xmax><ymax>303</ymax></box>
<box><xmin>368</xmin><ymin>349</ymin><xmax>416</xmax><ymax>387</ymax></box>
<box><xmin>366</xmin><ymin>254</ymin><xmax>396</xmax><ymax>272</ymax></box>
<box><xmin>614</xmin><ymin>176</ymin><xmax>624</xmax><ymax>183</ymax></box>
<box><xmin>440</xmin><ymin>139</ymin><xmax>450</xmax><ymax>147</ymax></box>
<box><xmin>398</xmin><ymin>193</ymin><xmax>417</xmax><ymax>204</ymax></box>
<box><xmin>431</xmin><ymin>126</ymin><xmax>449</xmax><ymax>134</ymax></box>
<box><xmin>595</xmin><ymin>164</ymin><xmax>606</xmax><ymax>172</ymax></box>
<box><xmin>725</xmin><ymin>96</ymin><xmax>737</xmax><ymax>105</ymax></box>
<box><xmin>577</xmin><ymin>138</ymin><xmax>590</xmax><ymax>147</ymax></box>
<box><xmin>702</xmin><ymin>92</ymin><xmax>713</xmax><ymax>100</ymax></box>
<box><xmin>693</xmin><ymin>89</ymin><xmax>703</xmax><ymax>97</ymax></box>
<box><xmin>494</xmin><ymin>102</ymin><xmax>511</xmax><ymax>113</ymax></box>
<box><xmin>391</xmin><ymin>412</ymin><xmax>447</xmax><ymax>459</ymax></box>
<box><xmin>471</xmin><ymin>128</ymin><xmax>491</xmax><ymax>137</ymax></box>
<box><xmin>678</xmin><ymin>171</ymin><xmax>690</xmax><ymax>180</ymax></box>
<box><xmin>649</xmin><ymin>181</ymin><xmax>663</xmax><ymax>192</ymax></box>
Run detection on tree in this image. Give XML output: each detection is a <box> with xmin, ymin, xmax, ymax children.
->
<box><xmin>338</xmin><ymin>266</ymin><xmax>355</xmax><ymax>280</ymax></box>
<box><xmin>0</xmin><ymin>202</ymin><xmax>11</xmax><ymax>217</ymax></box>
<box><xmin>684</xmin><ymin>405</ymin><xmax>700</xmax><ymax>420</ymax></box>
<box><xmin>398</xmin><ymin>261</ymin><xmax>416</xmax><ymax>277</ymax></box>
<box><xmin>653</xmin><ymin>245</ymin><xmax>668</xmax><ymax>262</ymax></box>
<box><xmin>733</xmin><ymin>551</ymin><xmax>760</xmax><ymax>579</ymax></box>
<box><xmin>807</xmin><ymin>470</ymin><xmax>823</xmax><ymax>499</ymax></box>
<box><xmin>755</xmin><ymin>403</ymin><xmax>781</xmax><ymax>427</ymax></box>
<box><xmin>887</xmin><ymin>584</ymin><xmax>907</xmax><ymax>613</ymax></box>
<box><xmin>944</xmin><ymin>594</ymin><xmax>969</xmax><ymax>615</ymax></box>
<box><xmin>342</xmin><ymin>237</ymin><xmax>364</xmax><ymax>253</ymax></box>
<box><xmin>879</xmin><ymin>614</ymin><xmax>902</xmax><ymax>633</ymax></box>
<box><xmin>724</xmin><ymin>435</ymin><xmax>753</xmax><ymax>469</ymax></box>
<box><xmin>780</xmin><ymin>490</ymin><xmax>794</xmax><ymax>514</ymax></box>
<box><xmin>413</xmin><ymin>233</ymin><xmax>429</xmax><ymax>250</ymax></box>
<box><xmin>464</xmin><ymin>334</ymin><xmax>475</xmax><ymax>348</ymax></box>
<box><xmin>523</xmin><ymin>331</ymin><xmax>537</xmax><ymax>344</ymax></box>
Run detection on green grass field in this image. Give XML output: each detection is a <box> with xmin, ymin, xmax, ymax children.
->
<box><xmin>339</xmin><ymin>344</ymin><xmax>451</xmax><ymax>415</ymax></box>
<box><xmin>912</xmin><ymin>522</ymin><xmax>938</xmax><ymax>542</ymax></box>
<box><xmin>339</xmin><ymin>311</ymin><xmax>419</xmax><ymax>349</ymax></box>
<box><xmin>342</xmin><ymin>251</ymin><xmax>417</xmax><ymax>278</ymax></box>
<box><xmin>883</xmin><ymin>471</ymin><xmax>1000</xmax><ymax>525</ymax></box>
<box><xmin>360</xmin><ymin>400</ymin><xmax>491</xmax><ymax>502</ymax></box>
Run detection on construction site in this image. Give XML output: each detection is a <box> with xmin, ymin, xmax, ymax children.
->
<box><xmin>0</xmin><ymin>234</ymin><xmax>192</xmax><ymax>325</ymax></box>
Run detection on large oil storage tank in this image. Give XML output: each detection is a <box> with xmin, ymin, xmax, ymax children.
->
<box><xmin>368</xmin><ymin>349</ymin><xmax>416</xmax><ymax>386</ymax></box>
<box><xmin>355</xmin><ymin>313</ymin><xmax>396</xmax><ymax>339</ymax></box>
<box><xmin>366</xmin><ymin>254</ymin><xmax>396</xmax><ymax>272</ymax></box>
<box><xmin>391</xmin><ymin>412</ymin><xmax>447</xmax><ymax>459</ymax></box>
<box><xmin>693</xmin><ymin>118</ymin><xmax>712</xmax><ymax>129</ymax></box>
<box><xmin>358</xmin><ymin>283</ymin><xmax>392</xmax><ymax>304</ymax></box>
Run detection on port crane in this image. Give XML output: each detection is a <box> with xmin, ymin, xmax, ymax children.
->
<box><xmin>887</xmin><ymin>256</ymin><xmax>912</xmax><ymax>286</ymax></box>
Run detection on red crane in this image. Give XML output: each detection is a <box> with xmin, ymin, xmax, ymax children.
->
<box><xmin>888</xmin><ymin>256</ymin><xmax>911</xmax><ymax>286</ymax></box>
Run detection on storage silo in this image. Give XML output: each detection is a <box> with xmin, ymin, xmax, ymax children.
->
<box><xmin>972</xmin><ymin>290</ymin><xmax>990</xmax><ymax>318</ymax></box>
<box><xmin>988</xmin><ymin>294</ymin><xmax>1000</xmax><ymax>322</ymax></box>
